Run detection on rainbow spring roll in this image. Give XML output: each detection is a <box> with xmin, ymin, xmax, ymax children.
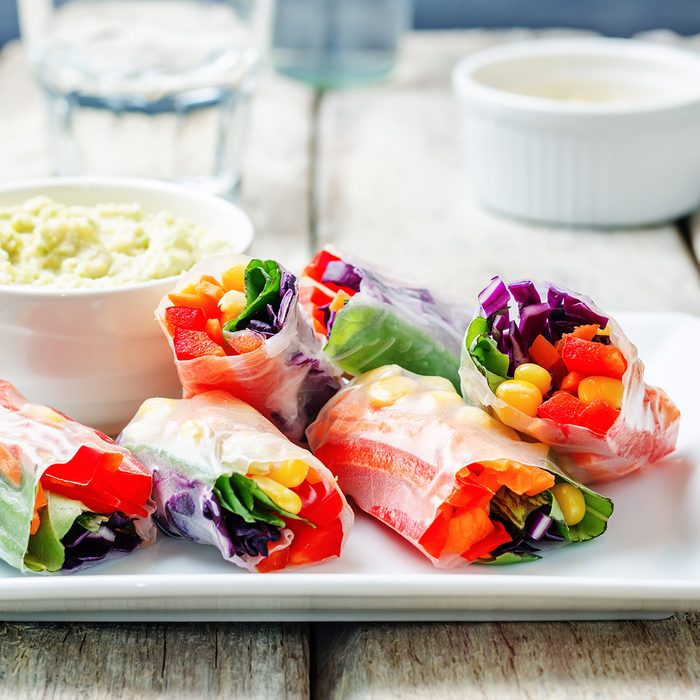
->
<box><xmin>307</xmin><ymin>366</ymin><xmax>612</xmax><ymax>567</ymax></box>
<box><xmin>300</xmin><ymin>247</ymin><xmax>471</xmax><ymax>390</ymax></box>
<box><xmin>119</xmin><ymin>391</ymin><xmax>353</xmax><ymax>572</ymax></box>
<box><xmin>0</xmin><ymin>381</ymin><xmax>155</xmax><ymax>574</ymax></box>
<box><xmin>159</xmin><ymin>254</ymin><xmax>342</xmax><ymax>444</ymax></box>
<box><xmin>459</xmin><ymin>277</ymin><xmax>680</xmax><ymax>484</ymax></box>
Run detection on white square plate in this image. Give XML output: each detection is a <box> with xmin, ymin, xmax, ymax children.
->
<box><xmin>0</xmin><ymin>312</ymin><xmax>698</xmax><ymax>621</ymax></box>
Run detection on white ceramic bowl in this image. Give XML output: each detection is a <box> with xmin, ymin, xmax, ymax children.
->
<box><xmin>0</xmin><ymin>177</ymin><xmax>254</xmax><ymax>434</ymax></box>
<box><xmin>453</xmin><ymin>38</ymin><xmax>700</xmax><ymax>227</ymax></box>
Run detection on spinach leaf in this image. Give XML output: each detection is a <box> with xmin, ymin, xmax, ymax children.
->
<box><xmin>222</xmin><ymin>259</ymin><xmax>282</xmax><ymax>332</ymax></box>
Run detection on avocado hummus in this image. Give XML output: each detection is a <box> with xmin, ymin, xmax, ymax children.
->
<box><xmin>0</xmin><ymin>196</ymin><xmax>234</xmax><ymax>288</ymax></box>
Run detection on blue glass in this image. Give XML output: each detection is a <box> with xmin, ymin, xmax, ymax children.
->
<box><xmin>273</xmin><ymin>0</ymin><xmax>412</xmax><ymax>88</ymax></box>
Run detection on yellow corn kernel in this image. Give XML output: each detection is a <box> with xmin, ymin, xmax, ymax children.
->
<box><xmin>495</xmin><ymin>380</ymin><xmax>543</xmax><ymax>417</ymax></box>
<box><xmin>597</xmin><ymin>325</ymin><xmax>611</xmax><ymax>337</ymax></box>
<box><xmin>179</xmin><ymin>419</ymin><xmax>204</xmax><ymax>441</ymax></box>
<box><xmin>578</xmin><ymin>376</ymin><xmax>624</xmax><ymax>410</ymax></box>
<box><xmin>360</xmin><ymin>365</ymin><xmax>402</xmax><ymax>385</ymax></box>
<box><xmin>513</xmin><ymin>363</ymin><xmax>551</xmax><ymax>395</ymax></box>
<box><xmin>221</xmin><ymin>264</ymin><xmax>247</xmax><ymax>292</ymax></box>
<box><xmin>268</xmin><ymin>460</ymin><xmax>309</xmax><ymax>488</ymax></box>
<box><xmin>219</xmin><ymin>289</ymin><xmax>247</xmax><ymax>323</ymax></box>
<box><xmin>454</xmin><ymin>406</ymin><xmax>521</xmax><ymax>441</ymax></box>
<box><xmin>251</xmin><ymin>476</ymin><xmax>302</xmax><ymax>514</ymax></box>
<box><xmin>246</xmin><ymin>462</ymin><xmax>271</xmax><ymax>476</ymax></box>
<box><xmin>368</xmin><ymin>375</ymin><xmax>418</xmax><ymax>408</ymax></box>
<box><xmin>419</xmin><ymin>376</ymin><xmax>455</xmax><ymax>392</ymax></box>
<box><xmin>427</xmin><ymin>390</ymin><xmax>463</xmax><ymax>407</ymax></box>
<box><xmin>551</xmin><ymin>483</ymin><xmax>586</xmax><ymax>526</ymax></box>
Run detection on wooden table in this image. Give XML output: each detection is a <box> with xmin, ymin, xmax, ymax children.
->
<box><xmin>1</xmin><ymin>30</ymin><xmax>700</xmax><ymax>699</ymax></box>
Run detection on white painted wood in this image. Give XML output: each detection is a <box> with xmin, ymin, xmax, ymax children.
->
<box><xmin>316</xmin><ymin>30</ymin><xmax>700</xmax><ymax>313</ymax></box>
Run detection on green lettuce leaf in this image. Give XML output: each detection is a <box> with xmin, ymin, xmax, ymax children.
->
<box><xmin>223</xmin><ymin>259</ymin><xmax>281</xmax><ymax>332</ymax></box>
<box><xmin>0</xmin><ymin>464</ymin><xmax>36</xmax><ymax>571</ymax></box>
<box><xmin>465</xmin><ymin>317</ymin><xmax>510</xmax><ymax>392</ymax></box>
<box><xmin>324</xmin><ymin>301</ymin><xmax>461</xmax><ymax>390</ymax></box>
<box><xmin>490</xmin><ymin>488</ymin><xmax>550</xmax><ymax>532</ymax></box>
<box><xmin>480</xmin><ymin>551</ymin><xmax>540</xmax><ymax>565</ymax></box>
<box><xmin>24</xmin><ymin>493</ymin><xmax>82</xmax><ymax>573</ymax></box>
<box><xmin>214</xmin><ymin>473</ymin><xmax>314</xmax><ymax>529</ymax></box>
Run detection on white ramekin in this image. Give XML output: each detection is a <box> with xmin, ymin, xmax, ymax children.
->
<box><xmin>453</xmin><ymin>38</ymin><xmax>700</xmax><ymax>227</ymax></box>
<box><xmin>0</xmin><ymin>177</ymin><xmax>254</xmax><ymax>434</ymax></box>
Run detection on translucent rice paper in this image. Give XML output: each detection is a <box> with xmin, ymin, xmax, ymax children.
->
<box><xmin>0</xmin><ymin>381</ymin><xmax>155</xmax><ymax>573</ymax></box>
<box><xmin>302</xmin><ymin>247</ymin><xmax>472</xmax><ymax>390</ymax></box>
<box><xmin>306</xmin><ymin>366</ymin><xmax>562</xmax><ymax>569</ymax></box>
<box><xmin>119</xmin><ymin>391</ymin><xmax>354</xmax><ymax>572</ymax></box>
<box><xmin>459</xmin><ymin>283</ymin><xmax>680</xmax><ymax>484</ymax></box>
<box><xmin>158</xmin><ymin>255</ymin><xmax>342</xmax><ymax>444</ymax></box>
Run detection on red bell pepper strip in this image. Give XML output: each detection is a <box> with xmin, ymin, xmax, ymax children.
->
<box><xmin>579</xmin><ymin>400</ymin><xmax>620</xmax><ymax>435</ymax></box>
<box><xmin>164</xmin><ymin>306</ymin><xmax>208</xmax><ymax>335</ymax></box>
<box><xmin>561</xmin><ymin>336</ymin><xmax>627</xmax><ymax>379</ymax></box>
<box><xmin>40</xmin><ymin>446</ymin><xmax>151</xmax><ymax>518</ymax></box>
<box><xmin>173</xmin><ymin>328</ymin><xmax>226</xmax><ymax>360</ymax></box>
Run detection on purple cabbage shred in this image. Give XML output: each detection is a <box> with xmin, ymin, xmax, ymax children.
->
<box><xmin>321</xmin><ymin>261</ymin><xmax>364</xmax><ymax>291</ymax></box>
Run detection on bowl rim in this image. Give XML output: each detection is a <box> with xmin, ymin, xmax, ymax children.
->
<box><xmin>452</xmin><ymin>37</ymin><xmax>700</xmax><ymax>117</ymax></box>
<box><xmin>0</xmin><ymin>176</ymin><xmax>254</xmax><ymax>298</ymax></box>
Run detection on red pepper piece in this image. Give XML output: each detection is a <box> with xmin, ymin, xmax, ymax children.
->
<box><xmin>304</xmin><ymin>249</ymin><xmax>342</xmax><ymax>284</ymax></box>
<box><xmin>579</xmin><ymin>399</ymin><xmax>620</xmax><ymax>435</ymax></box>
<box><xmin>173</xmin><ymin>328</ymin><xmax>225</xmax><ymax>360</ymax></box>
<box><xmin>561</xmin><ymin>336</ymin><xmax>627</xmax><ymax>379</ymax></box>
<box><xmin>294</xmin><ymin>478</ymin><xmax>344</xmax><ymax>527</ymax></box>
<box><xmin>419</xmin><ymin>503</ymin><xmax>452</xmax><ymax>558</ymax></box>
<box><xmin>528</xmin><ymin>335</ymin><xmax>561</xmax><ymax>371</ymax></box>
<box><xmin>560</xmin><ymin>371</ymin><xmax>585</xmax><ymax>395</ymax></box>
<box><xmin>164</xmin><ymin>306</ymin><xmax>207</xmax><ymax>335</ymax></box>
<box><xmin>537</xmin><ymin>391</ymin><xmax>586</xmax><ymax>424</ymax></box>
<box><xmin>41</xmin><ymin>446</ymin><xmax>151</xmax><ymax>518</ymax></box>
<box><xmin>256</xmin><ymin>546</ymin><xmax>290</xmax><ymax>573</ymax></box>
<box><xmin>286</xmin><ymin>518</ymin><xmax>344</xmax><ymax>567</ymax></box>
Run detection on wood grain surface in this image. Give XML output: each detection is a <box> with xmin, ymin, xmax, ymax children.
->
<box><xmin>314</xmin><ymin>614</ymin><xmax>700</xmax><ymax>700</ymax></box>
<box><xmin>0</xmin><ymin>622</ymin><xmax>309</xmax><ymax>699</ymax></box>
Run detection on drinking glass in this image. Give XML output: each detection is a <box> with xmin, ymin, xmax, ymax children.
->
<box><xmin>18</xmin><ymin>0</ymin><xmax>274</xmax><ymax>195</ymax></box>
<box><xmin>273</xmin><ymin>0</ymin><xmax>411</xmax><ymax>89</ymax></box>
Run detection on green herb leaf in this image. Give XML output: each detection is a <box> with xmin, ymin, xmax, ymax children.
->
<box><xmin>222</xmin><ymin>259</ymin><xmax>282</xmax><ymax>333</ymax></box>
<box><xmin>479</xmin><ymin>551</ymin><xmax>541</xmax><ymax>565</ymax></box>
<box><xmin>75</xmin><ymin>513</ymin><xmax>108</xmax><ymax>534</ymax></box>
<box><xmin>490</xmin><ymin>488</ymin><xmax>550</xmax><ymax>533</ymax></box>
<box><xmin>214</xmin><ymin>473</ymin><xmax>316</xmax><ymax>529</ymax></box>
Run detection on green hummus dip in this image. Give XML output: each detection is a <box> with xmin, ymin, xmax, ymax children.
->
<box><xmin>0</xmin><ymin>196</ymin><xmax>234</xmax><ymax>288</ymax></box>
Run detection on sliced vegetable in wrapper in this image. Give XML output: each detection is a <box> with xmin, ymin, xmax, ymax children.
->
<box><xmin>118</xmin><ymin>391</ymin><xmax>353</xmax><ymax>573</ymax></box>
<box><xmin>460</xmin><ymin>277</ymin><xmax>680</xmax><ymax>484</ymax></box>
<box><xmin>158</xmin><ymin>254</ymin><xmax>342</xmax><ymax>444</ymax></box>
<box><xmin>0</xmin><ymin>381</ymin><xmax>155</xmax><ymax>574</ymax></box>
<box><xmin>306</xmin><ymin>366</ymin><xmax>611</xmax><ymax>567</ymax></box>
<box><xmin>301</xmin><ymin>247</ymin><xmax>471</xmax><ymax>390</ymax></box>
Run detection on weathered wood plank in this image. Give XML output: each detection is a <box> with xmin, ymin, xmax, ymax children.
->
<box><xmin>314</xmin><ymin>614</ymin><xmax>700</xmax><ymax>700</ymax></box>
<box><xmin>0</xmin><ymin>622</ymin><xmax>309</xmax><ymax>700</ymax></box>
<box><xmin>316</xmin><ymin>30</ymin><xmax>700</xmax><ymax>312</ymax></box>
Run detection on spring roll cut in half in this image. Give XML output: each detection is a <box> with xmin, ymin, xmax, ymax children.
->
<box><xmin>159</xmin><ymin>254</ymin><xmax>342</xmax><ymax>443</ymax></box>
<box><xmin>0</xmin><ymin>381</ymin><xmax>154</xmax><ymax>574</ymax></box>
<box><xmin>307</xmin><ymin>366</ymin><xmax>612</xmax><ymax>567</ymax></box>
<box><xmin>460</xmin><ymin>277</ymin><xmax>680</xmax><ymax>483</ymax></box>
<box><xmin>119</xmin><ymin>391</ymin><xmax>353</xmax><ymax>572</ymax></box>
<box><xmin>301</xmin><ymin>247</ymin><xmax>471</xmax><ymax>389</ymax></box>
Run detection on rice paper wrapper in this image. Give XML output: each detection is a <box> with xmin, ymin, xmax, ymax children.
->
<box><xmin>302</xmin><ymin>247</ymin><xmax>472</xmax><ymax>389</ymax></box>
<box><xmin>158</xmin><ymin>255</ymin><xmax>342</xmax><ymax>444</ymax></box>
<box><xmin>459</xmin><ymin>280</ymin><xmax>680</xmax><ymax>484</ymax></box>
<box><xmin>306</xmin><ymin>366</ymin><xmax>605</xmax><ymax>569</ymax></box>
<box><xmin>119</xmin><ymin>391</ymin><xmax>353</xmax><ymax>572</ymax></box>
<box><xmin>0</xmin><ymin>381</ymin><xmax>155</xmax><ymax>573</ymax></box>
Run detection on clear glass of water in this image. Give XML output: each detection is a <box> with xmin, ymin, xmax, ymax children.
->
<box><xmin>18</xmin><ymin>0</ymin><xmax>274</xmax><ymax>196</ymax></box>
<box><xmin>273</xmin><ymin>0</ymin><xmax>411</xmax><ymax>89</ymax></box>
